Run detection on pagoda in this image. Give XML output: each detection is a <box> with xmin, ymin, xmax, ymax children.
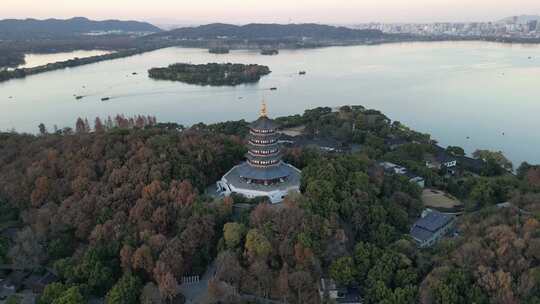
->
<box><xmin>217</xmin><ymin>101</ymin><xmax>301</xmax><ymax>203</ymax></box>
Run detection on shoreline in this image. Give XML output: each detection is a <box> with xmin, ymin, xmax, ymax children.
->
<box><xmin>2</xmin><ymin>36</ymin><xmax>540</xmax><ymax>83</ymax></box>
<box><xmin>0</xmin><ymin>44</ymin><xmax>175</xmax><ymax>83</ymax></box>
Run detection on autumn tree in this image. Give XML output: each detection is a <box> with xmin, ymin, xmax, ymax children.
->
<box><xmin>75</xmin><ymin>118</ymin><xmax>90</xmax><ymax>134</ymax></box>
<box><xmin>525</xmin><ymin>167</ymin><xmax>540</xmax><ymax>188</ymax></box>
<box><xmin>215</xmin><ymin>250</ymin><xmax>243</xmax><ymax>290</ymax></box>
<box><xmin>120</xmin><ymin>245</ymin><xmax>134</xmax><ymax>271</ymax></box>
<box><xmin>289</xmin><ymin>271</ymin><xmax>313</xmax><ymax>303</ymax></box>
<box><xmin>31</xmin><ymin>176</ymin><xmax>50</xmax><ymax>208</ymax></box>
<box><xmin>94</xmin><ymin>117</ymin><xmax>105</xmax><ymax>133</ymax></box>
<box><xmin>157</xmin><ymin>272</ymin><xmax>178</xmax><ymax>303</ymax></box>
<box><xmin>277</xmin><ymin>264</ymin><xmax>290</xmax><ymax>303</ymax></box>
<box><xmin>132</xmin><ymin>245</ymin><xmax>155</xmax><ymax>275</ymax></box>
<box><xmin>139</xmin><ymin>282</ymin><xmax>162</xmax><ymax>304</ymax></box>
<box><xmin>245</xmin><ymin>229</ymin><xmax>272</xmax><ymax>261</ymax></box>
<box><xmin>223</xmin><ymin>222</ymin><xmax>246</xmax><ymax>249</ymax></box>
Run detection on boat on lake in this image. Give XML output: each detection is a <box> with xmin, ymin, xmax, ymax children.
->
<box><xmin>261</xmin><ymin>49</ymin><xmax>279</xmax><ymax>55</ymax></box>
<box><xmin>209</xmin><ymin>47</ymin><xmax>230</xmax><ymax>54</ymax></box>
<box><xmin>299</xmin><ymin>71</ymin><xmax>307</xmax><ymax>75</ymax></box>
<box><xmin>270</xmin><ymin>87</ymin><xmax>278</xmax><ymax>91</ymax></box>
<box><xmin>75</xmin><ymin>96</ymin><xmax>84</xmax><ymax>100</ymax></box>
<box><xmin>101</xmin><ymin>97</ymin><xmax>111</xmax><ymax>101</ymax></box>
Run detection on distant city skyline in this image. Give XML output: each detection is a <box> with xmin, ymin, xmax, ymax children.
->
<box><xmin>3</xmin><ymin>0</ymin><xmax>540</xmax><ymax>25</ymax></box>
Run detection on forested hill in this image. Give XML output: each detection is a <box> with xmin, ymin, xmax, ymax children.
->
<box><xmin>0</xmin><ymin>17</ymin><xmax>161</xmax><ymax>39</ymax></box>
<box><xmin>0</xmin><ymin>108</ymin><xmax>538</xmax><ymax>303</ymax></box>
<box><xmin>151</xmin><ymin>23</ymin><xmax>386</xmax><ymax>41</ymax></box>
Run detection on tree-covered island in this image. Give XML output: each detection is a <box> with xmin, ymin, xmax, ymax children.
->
<box><xmin>148</xmin><ymin>63</ymin><xmax>271</xmax><ymax>86</ymax></box>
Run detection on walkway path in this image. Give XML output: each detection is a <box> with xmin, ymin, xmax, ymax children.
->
<box><xmin>178</xmin><ymin>262</ymin><xmax>216</xmax><ymax>304</ymax></box>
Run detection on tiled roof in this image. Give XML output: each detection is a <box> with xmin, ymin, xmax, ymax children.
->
<box><xmin>410</xmin><ymin>226</ymin><xmax>434</xmax><ymax>242</ymax></box>
<box><xmin>435</xmin><ymin>147</ymin><xmax>457</xmax><ymax>163</ymax></box>
<box><xmin>458</xmin><ymin>156</ymin><xmax>485</xmax><ymax>171</ymax></box>
<box><xmin>410</xmin><ymin>211</ymin><xmax>454</xmax><ymax>242</ymax></box>
<box><xmin>415</xmin><ymin>211</ymin><xmax>453</xmax><ymax>231</ymax></box>
<box><xmin>250</xmin><ymin>116</ymin><xmax>277</xmax><ymax>130</ymax></box>
<box><xmin>223</xmin><ymin>162</ymin><xmax>301</xmax><ymax>191</ymax></box>
<box><xmin>336</xmin><ymin>287</ymin><xmax>362</xmax><ymax>304</ymax></box>
<box><xmin>236</xmin><ymin>162</ymin><xmax>293</xmax><ymax>180</ymax></box>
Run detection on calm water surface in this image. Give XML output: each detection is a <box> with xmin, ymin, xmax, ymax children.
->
<box><xmin>1</xmin><ymin>42</ymin><xmax>539</xmax><ymax>165</ymax></box>
<box><xmin>16</xmin><ymin>50</ymin><xmax>112</xmax><ymax>69</ymax></box>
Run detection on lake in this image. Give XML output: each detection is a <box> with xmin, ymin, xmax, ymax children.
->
<box><xmin>16</xmin><ymin>50</ymin><xmax>112</xmax><ymax>69</ymax></box>
<box><xmin>1</xmin><ymin>42</ymin><xmax>539</xmax><ymax>166</ymax></box>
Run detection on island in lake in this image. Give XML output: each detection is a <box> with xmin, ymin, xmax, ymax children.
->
<box><xmin>261</xmin><ymin>49</ymin><xmax>279</xmax><ymax>55</ymax></box>
<box><xmin>148</xmin><ymin>63</ymin><xmax>271</xmax><ymax>86</ymax></box>
<box><xmin>208</xmin><ymin>47</ymin><xmax>230</xmax><ymax>54</ymax></box>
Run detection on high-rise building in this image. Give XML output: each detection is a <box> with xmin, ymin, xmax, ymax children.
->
<box><xmin>528</xmin><ymin>20</ymin><xmax>538</xmax><ymax>32</ymax></box>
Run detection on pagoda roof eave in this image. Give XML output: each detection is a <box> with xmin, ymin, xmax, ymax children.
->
<box><xmin>246</xmin><ymin>152</ymin><xmax>282</xmax><ymax>162</ymax></box>
<box><xmin>249</xmin><ymin>116</ymin><xmax>278</xmax><ymax>130</ymax></box>
<box><xmin>234</xmin><ymin>162</ymin><xmax>293</xmax><ymax>180</ymax></box>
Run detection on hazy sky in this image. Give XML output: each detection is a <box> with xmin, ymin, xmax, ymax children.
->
<box><xmin>3</xmin><ymin>0</ymin><xmax>540</xmax><ymax>25</ymax></box>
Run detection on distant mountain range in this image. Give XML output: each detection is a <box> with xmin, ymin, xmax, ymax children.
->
<box><xmin>151</xmin><ymin>23</ymin><xmax>385</xmax><ymax>41</ymax></box>
<box><xmin>498</xmin><ymin>15</ymin><xmax>540</xmax><ymax>24</ymax></box>
<box><xmin>0</xmin><ymin>17</ymin><xmax>161</xmax><ymax>39</ymax></box>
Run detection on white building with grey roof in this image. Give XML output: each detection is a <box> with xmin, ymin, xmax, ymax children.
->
<box><xmin>410</xmin><ymin>209</ymin><xmax>456</xmax><ymax>248</ymax></box>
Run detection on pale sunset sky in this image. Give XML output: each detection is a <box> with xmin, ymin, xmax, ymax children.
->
<box><xmin>2</xmin><ymin>0</ymin><xmax>540</xmax><ymax>24</ymax></box>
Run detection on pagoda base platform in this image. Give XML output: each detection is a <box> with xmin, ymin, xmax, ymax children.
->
<box><xmin>217</xmin><ymin>162</ymin><xmax>301</xmax><ymax>204</ymax></box>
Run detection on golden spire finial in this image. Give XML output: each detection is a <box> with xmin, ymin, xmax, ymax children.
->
<box><xmin>260</xmin><ymin>99</ymin><xmax>268</xmax><ymax>117</ymax></box>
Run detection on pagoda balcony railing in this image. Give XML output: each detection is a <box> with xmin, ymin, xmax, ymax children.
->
<box><xmin>248</xmin><ymin>159</ymin><xmax>281</xmax><ymax>167</ymax></box>
<box><xmin>250</xmin><ymin>129</ymin><xmax>276</xmax><ymax>135</ymax></box>
<box><xmin>248</xmin><ymin>150</ymin><xmax>279</xmax><ymax>157</ymax></box>
<box><xmin>249</xmin><ymin>139</ymin><xmax>278</xmax><ymax>145</ymax></box>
